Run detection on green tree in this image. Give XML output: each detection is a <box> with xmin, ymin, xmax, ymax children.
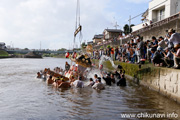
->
<box><xmin>81</xmin><ymin>42</ymin><xmax>87</xmax><ymax>49</ymax></box>
<box><xmin>130</xmin><ymin>24</ymin><xmax>135</xmax><ymax>33</ymax></box>
<box><xmin>123</xmin><ymin>24</ymin><xmax>129</xmax><ymax>35</ymax></box>
<box><xmin>58</xmin><ymin>48</ymin><xmax>66</xmax><ymax>51</ymax></box>
<box><xmin>123</xmin><ymin>24</ymin><xmax>135</xmax><ymax>35</ymax></box>
<box><xmin>24</xmin><ymin>48</ymin><xmax>29</xmax><ymax>50</ymax></box>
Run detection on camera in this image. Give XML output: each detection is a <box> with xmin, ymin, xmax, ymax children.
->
<box><xmin>170</xmin><ymin>48</ymin><xmax>175</xmax><ymax>53</ymax></box>
<box><xmin>166</xmin><ymin>33</ymin><xmax>170</xmax><ymax>38</ymax></box>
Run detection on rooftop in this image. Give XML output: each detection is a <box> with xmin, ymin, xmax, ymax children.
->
<box><xmin>104</xmin><ymin>29</ymin><xmax>123</xmax><ymax>33</ymax></box>
<box><xmin>93</xmin><ymin>34</ymin><xmax>104</xmax><ymax>39</ymax></box>
<box><xmin>0</xmin><ymin>42</ymin><xmax>5</xmax><ymax>45</ymax></box>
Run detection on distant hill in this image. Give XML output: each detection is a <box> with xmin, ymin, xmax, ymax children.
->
<box><xmin>0</xmin><ymin>50</ymin><xmax>9</xmax><ymax>57</ymax></box>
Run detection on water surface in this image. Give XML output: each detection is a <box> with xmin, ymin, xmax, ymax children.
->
<box><xmin>0</xmin><ymin>58</ymin><xmax>180</xmax><ymax>120</ymax></box>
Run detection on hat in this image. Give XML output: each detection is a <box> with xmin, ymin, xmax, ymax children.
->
<box><xmin>168</xmin><ymin>28</ymin><xmax>174</xmax><ymax>33</ymax></box>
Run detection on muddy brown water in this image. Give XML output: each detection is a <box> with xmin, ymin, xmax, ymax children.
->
<box><xmin>0</xmin><ymin>58</ymin><xmax>180</xmax><ymax>120</ymax></box>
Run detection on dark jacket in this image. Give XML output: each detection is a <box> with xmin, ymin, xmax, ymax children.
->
<box><xmin>117</xmin><ymin>78</ymin><xmax>126</xmax><ymax>86</ymax></box>
<box><xmin>103</xmin><ymin>77</ymin><xmax>112</xmax><ymax>86</ymax></box>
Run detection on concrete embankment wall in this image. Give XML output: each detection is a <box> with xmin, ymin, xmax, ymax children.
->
<box><xmin>140</xmin><ymin>67</ymin><xmax>180</xmax><ymax>103</ymax></box>
<box><xmin>102</xmin><ymin>61</ymin><xmax>180</xmax><ymax>103</ymax></box>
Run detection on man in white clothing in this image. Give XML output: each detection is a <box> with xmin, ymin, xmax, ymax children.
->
<box><xmin>71</xmin><ymin>77</ymin><xmax>84</xmax><ymax>88</ymax></box>
<box><xmin>92</xmin><ymin>77</ymin><xmax>105</xmax><ymax>90</ymax></box>
<box><xmin>168</xmin><ymin>29</ymin><xmax>180</xmax><ymax>49</ymax></box>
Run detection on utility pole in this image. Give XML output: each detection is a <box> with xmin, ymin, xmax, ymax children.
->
<box><xmin>114</xmin><ymin>21</ymin><xmax>119</xmax><ymax>29</ymax></box>
<box><xmin>175</xmin><ymin>1</ymin><xmax>178</xmax><ymax>14</ymax></box>
<box><xmin>129</xmin><ymin>15</ymin><xmax>131</xmax><ymax>34</ymax></box>
<box><xmin>40</xmin><ymin>41</ymin><xmax>41</xmax><ymax>50</ymax></box>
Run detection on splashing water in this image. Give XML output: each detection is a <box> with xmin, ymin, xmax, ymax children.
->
<box><xmin>99</xmin><ymin>55</ymin><xmax>118</xmax><ymax>69</ymax></box>
<box><xmin>86</xmin><ymin>67</ymin><xmax>106</xmax><ymax>84</ymax></box>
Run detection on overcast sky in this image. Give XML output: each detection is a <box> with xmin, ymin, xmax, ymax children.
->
<box><xmin>0</xmin><ymin>0</ymin><xmax>150</xmax><ymax>50</ymax></box>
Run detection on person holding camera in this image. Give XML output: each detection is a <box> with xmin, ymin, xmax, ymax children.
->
<box><xmin>168</xmin><ymin>29</ymin><xmax>180</xmax><ymax>50</ymax></box>
<box><xmin>158</xmin><ymin>36</ymin><xmax>167</xmax><ymax>50</ymax></box>
<box><xmin>163</xmin><ymin>47</ymin><xmax>174</xmax><ymax>68</ymax></box>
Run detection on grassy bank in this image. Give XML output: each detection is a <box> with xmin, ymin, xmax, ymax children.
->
<box><xmin>92</xmin><ymin>59</ymin><xmax>155</xmax><ymax>80</ymax></box>
<box><xmin>0</xmin><ymin>50</ymin><xmax>9</xmax><ymax>57</ymax></box>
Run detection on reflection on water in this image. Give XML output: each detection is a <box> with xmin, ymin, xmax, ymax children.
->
<box><xmin>0</xmin><ymin>58</ymin><xmax>180</xmax><ymax>120</ymax></box>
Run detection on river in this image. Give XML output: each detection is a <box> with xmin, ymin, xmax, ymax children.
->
<box><xmin>0</xmin><ymin>58</ymin><xmax>180</xmax><ymax>120</ymax></box>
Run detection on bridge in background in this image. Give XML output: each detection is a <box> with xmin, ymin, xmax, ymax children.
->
<box><xmin>6</xmin><ymin>49</ymin><xmax>74</xmax><ymax>54</ymax></box>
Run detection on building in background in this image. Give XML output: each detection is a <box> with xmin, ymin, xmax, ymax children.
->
<box><xmin>132</xmin><ymin>0</ymin><xmax>180</xmax><ymax>32</ymax></box>
<box><xmin>0</xmin><ymin>42</ymin><xmax>6</xmax><ymax>50</ymax></box>
<box><xmin>103</xmin><ymin>29</ymin><xmax>122</xmax><ymax>41</ymax></box>
<box><xmin>87</xmin><ymin>41</ymin><xmax>93</xmax><ymax>45</ymax></box>
<box><xmin>93</xmin><ymin>34</ymin><xmax>104</xmax><ymax>44</ymax></box>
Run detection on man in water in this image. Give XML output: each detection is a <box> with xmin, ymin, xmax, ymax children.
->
<box><xmin>117</xmin><ymin>74</ymin><xmax>126</xmax><ymax>86</ymax></box>
<box><xmin>94</xmin><ymin>74</ymin><xmax>98</xmax><ymax>83</ymax></box>
<box><xmin>71</xmin><ymin>76</ymin><xmax>84</xmax><ymax>88</ymax></box>
<box><xmin>88</xmin><ymin>78</ymin><xmax>95</xmax><ymax>87</ymax></box>
<box><xmin>70</xmin><ymin>76</ymin><xmax>76</xmax><ymax>84</ymax></box>
<box><xmin>92</xmin><ymin>77</ymin><xmax>105</xmax><ymax>90</ymax></box>
<box><xmin>46</xmin><ymin>76</ymin><xmax>54</xmax><ymax>85</ymax></box>
<box><xmin>37</xmin><ymin>72</ymin><xmax>41</xmax><ymax>78</ymax></box>
<box><xmin>59</xmin><ymin>80</ymin><xmax>71</xmax><ymax>88</ymax></box>
<box><xmin>52</xmin><ymin>78</ymin><xmax>62</xmax><ymax>87</ymax></box>
<box><xmin>110</xmin><ymin>74</ymin><xmax>115</xmax><ymax>84</ymax></box>
<box><xmin>114</xmin><ymin>70</ymin><xmax>121</xmax><ymax>80</ymax></box>
<box><xmin>65</xmin><ymin>62</ymin><xmax>70</xmax><ymax>72</ymax></box>
<box><xmin>101</xmin><ymin>73</ymin><xmax>112</xmax><ymax>86</ymax></box>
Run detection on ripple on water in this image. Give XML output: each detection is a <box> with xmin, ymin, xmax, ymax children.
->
<box><xmin>0</xmin><ymin>58</ymin><xmax>180</xmax><ymax>120</ymax></box>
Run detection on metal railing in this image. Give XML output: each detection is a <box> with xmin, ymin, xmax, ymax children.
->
<box><xmin>132</xmin><ymin>12</ymin><xmax>180</xmax><ymax>35</ymax></box>
<box><xmin>93</xmin><ymin>13</ymin><xmax>180</xmax><ymax>48</ymax></box>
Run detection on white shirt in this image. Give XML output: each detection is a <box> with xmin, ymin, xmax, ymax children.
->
<box><xmin>92</xmin><ymin>82</ymin><xmax>105</xmax><ymax>90</ymax></box>
<box><xmin>72</xmin><ymin>80</ymin><xmax>84</xmax><ymax>88</ymax></box>
<box><xmin>176</xmin><ymin>49</ymin><xmax>180</xmax><ymax>57</ymax></box>
<box><xmin>158</xmin><ymin>40</ymin><xmax>166</xmax><ymax>49</ymax></box>
<box><xmin>134</xmin><ymin>39</ymin><xmax>137</xmax><ymax>44</ymax></box>
<box><xmin>169</xmin><ymin>33</ymin><xmax>180</xmax><ymax>45</ymax></box>
<box><xmin>94</xmin><ymin>78</ymin><xmax>98</xmax><ymax>83</ymax></box>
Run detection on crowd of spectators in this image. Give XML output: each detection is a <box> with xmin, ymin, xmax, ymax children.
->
<box><xmin>93</xmin><ymin>28</ymin><xmax>180</xmax><ymax>69</ymax></box>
